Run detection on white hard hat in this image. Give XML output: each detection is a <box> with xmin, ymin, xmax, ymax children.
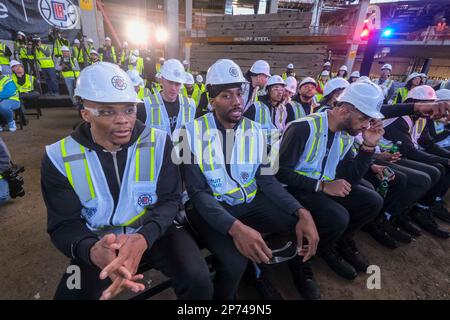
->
<box><xmin>250</xmin><ymin>60</ymin><xmax>271</xmax><ymax>77</ymax></box>
<box><xmin>90</xmin><ymin>49</ymin><xmax>99</xmax><ymax>55</ymax></box>
<box><xmin>17</xmin><ymin>31</ymin><xmax>26</xmax><ymax>37</ymax></box>
<box><xmin>206</xmin><ymin>59</ymin><xmax>246</xmax><ymax>86</ymax></box>
<box><xmin>155</xmin><ymin>72</ymin><xmax>161</xmax><ymax>79</ymax></box>
<box><xmin>419</xmin><ymin>73</ymin><xmax>427</xmax><ymax>78</ymax></box>
<box><xmin>406</xmin><ymin>72</ymin><xmax>421</xmax><ymax>83</ymax></box>
<box><xmin>87</xmin><ymin>38</ymin><xmax>94</xmax><ymax>43</ymax></box>
<box><xmin>10</xmin><ymin>60</ymin><xmax>22</xmax><ymax>68</ymax></box>
<box><xmin>323</xmin><ymin>61</ymin><xmax>331</xmax><ymax>67</ymax></box>
<box><xmin>350</xmin><ymin>71</ymin><xmax>360</xmax><ymax>78</ymax></box>
<box><xmin>182</xmin><ymin>60</ymin><xmax>189</xmax><ymax>65</ymax></box>
<box><xmin>358</xmin><ymin>76</ymin><xmax>371</xmax><ymax>82</ymax></box>
<box><xmin>196</xmin><ymin>74</ymin><xmax>203</xmax><ymax>83</ymax></box>
<box><xmin>185</xmin><ymin>72</ymin><xmax>195</xmax><ymax>85</ymax></box>
<box><xmin>75</xmin><ymin>62</ymin><xmax>141</xmax><ymax>103</ymax></box>
<box><xmin>133</xmin><ymin>49</ymin><xmax>139</xmax><ymax>56</ymax></box>
<box><xmin>406</xmin><ymin>85</ymin><xmax>437</xmax><ymax>101</ymax></box>
<box><xmin>73</xmin><ymin>39</ymin><xmax>80</xmax><ymax>44</ymax></box>
<box><xmin>324</xmin><ymin>78</ymin><xmax>349</xmax><ymax>97</ymax></box>
<box><xmin>266</xmin><ymin>75</ymin><xmax>285</xmax><ymax>87</ymax></box>
<box><xmin>129</xmin><ymin>55</ymin><xmax>137</xmax><ymax>64</ymax></box>
<box><xmin>160</xmin><ymin>59</ymin><xmax>186</xmax><ymax>83</ymax></box>
<box><xmin>299</xmin><ymin>77</ymin><xmax>317</xmax><ymax>88</ymax></box>
<box><xmin>436</xmin><ymin>89</ymin><xmax>450</xmax><ymax>101</ymax></box>
<box><xmin>123</xmin><ymin>41</ymin><xmax>128</xmax><ymax>46</ymax></box>
<box><xmin>61</xmin><ymin>46</ymin><xmax>70</xmax><ymax>52</ymax></box>
<box><xmin>284</xmin><ymin>76</ymin><xmax>297</xmax><ymax>93</ymax></box>
<box><xmin>321</xmin><ymin>70</ymin><xmax>330</xmax><ymax>77</ymax></box>
<box><xmin>127</xmin><ymin>69</ymin><xmax>144</xmax><ymax>87</ymax></box>
<box><xmin>105</xmin><ymin>36</ymin><xmax>111</xmax><ymax>41</ymax></box>
<box><xmin>287</xmin><ymin>63</ymin><xmax>294</xmax><ymax>69</ymax></box>
<box><xmin>337</xmin><ymin>80</ymin><xmax>384</xmax><ymax>119</ymax></box>
<box><xmin>381</xmin><ymin>63</ymin><xmax>392</xmax><ymax>71</ymax></box>
<box><xmin>159</xmin><ymin>57</ymin><xmax>165</xmax><ymax>62</ymax></box>
<box><xmin>339</xmin><ymin>65</ymin><xmax>348</xmax><ymax>72</ymax></box>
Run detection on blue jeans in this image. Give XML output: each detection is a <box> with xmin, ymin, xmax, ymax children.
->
<box><xmin>42</xmin><ymin>67</ymin><xmax>59</xmax><ymax>94</ymax></box>
<box><xmin>0</xmin><ymin>179</ymin><xmax>10</xmax><ymax>204</ymax></box>
<box><xmin>64</xmin><ymin>77</ymin><xmax>76</xmax><ymax>103</ymax></box>
<box><xmin>0</xmin><ymin>99</ymin><xmax>21</xmax><ymax>123</ymax></box>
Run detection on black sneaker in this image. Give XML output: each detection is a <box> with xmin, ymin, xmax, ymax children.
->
<box><xmin>380</xmin><ymin>219</ymin><xmax>412</xmax><ymax>243</ymax></box>
<box><xmin>337</xmin><ymin>238</ymin><xmax>369</xmax><ymax>272</ymax></box>
<box><xmin>431</xmin><ymin>201</ymin><xmax>450</xmax><ymax>224</ymax></box>
<box><xmin>363</xmin><ymin>222</ymin><xmax>398</xmax><ymax>249</ymax></box>
<box><xmin>396</xmin><ymin>214</ymin><xmax>422</xmax><ymax>237</ymax></box>
<box><xmin>320</xmin><ymin>247</ymin><xmax>357</xmax><ymax>280</ymax></box>
<box><xmin>410</xmin><ymin>207</ymin><xmax>450</xmax><ymax>239</ymax></box>
<box><xmin>253</xmin><ymin>275</ymin><xmax>283</xmax><ymax>300</ymax></box>
<box><xmin>288</xmin><ymin>258</ymin><xmax>320</xmax><ymax>300</ymax></box>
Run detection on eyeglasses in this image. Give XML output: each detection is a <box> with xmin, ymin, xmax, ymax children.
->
<box><xmin>83</xmin><ymin>105</ymin><xmax>137</xmax><ymax>118</ymax></box>
<box><xmin>264</xmin><ymin>241</ymin><xmax>298</xmax><ymax>265</ymax></box>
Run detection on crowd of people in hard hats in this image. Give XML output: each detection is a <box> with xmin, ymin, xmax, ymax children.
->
<box><xmin>35</xmin><ymin>49</ymin><xmax>450</xmax><ymax>301</ymax></box>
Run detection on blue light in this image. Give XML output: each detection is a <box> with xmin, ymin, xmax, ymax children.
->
<box><xmin>382</xmin><ymin>28</ymin><xmax>393</xmax><ymax>37</ymax></box>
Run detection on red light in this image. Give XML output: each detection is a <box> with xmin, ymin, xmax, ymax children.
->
<box><xmin>361</xmin><ymin>28</ymin><xmax>370</xmax><ymax>39</ymax></box>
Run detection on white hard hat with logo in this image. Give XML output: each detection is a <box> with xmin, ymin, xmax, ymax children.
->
<box><xmin>287</xmin><ymin>63</ymin><xmax>294</xmax><ymax>69</ymax></box>
<box><xmin>406</xmin><ymin>72</ymin><xmax>421</xmax><ymax>83</ymax></box>
<box><xmin>74</xmin><ymin>39</ymin><xmax>80</xmax><ymax>44</ymax></box>
<box><xmin>324</xmin><ymin>78</ymin><xmax>349</xmax><ymax>97</ymax></box>
<box><xmin>75</xmin><ymin>62</ymin><xmax>141</xmax><ymax>103</ymax></box>
<box><xmin>61</xmin><ymin>46</ymin><xmax>70</xmax><ymax>52</ymax></box>
<box><xmin>285</xmin><ymin>76</ymin><xmax>297</xmax><ymax>93</ymax></box>
<box><xmin>323</xmin><ymin>61</ymin><xmax>331</xmax><ymax>67</ymax></box>
<box><xmin>406</xmin><ymin>85</ymin><xmax>437</xmax><ymax>101</ymax></box>
<box><xmin>266</xmin><ymin>75</ymin><xmax>285</xmax><ymax>87</ymax></box>
<box><xmin>185</xmin><ymin>72</ymin><xmax>195</xmax><ymax>85</ymax></box>
<box><xmin>127</xmin><ymin>69</ymin><xmax>144</xmax><ymax>87</ymax></box>
<box><xmin>419</xmin><ymin>73</ymin><xmax>427</xmax><ymax>78</ymax></box>
<box><xmin>250</xmin><ymin>60</ymin><xmax>271</xmax><ymax>77</ymax></box>
<box><xmin>206</xmin><ymin>59</ymin><xmax>246</xmax><ymax>85</ymax></box>
<box><xmin>10</xmin><ymin>60</ymin><xmax>22</xmax><ymax>68</ymax></box>
<box><xmin>160</xmin><ymin>59</ymin><xmax>186</xmax><ymax>84</ymax></box>
<box><xmin>381</xmin><ymin>64</ymin><xmax>392</xmax><ymax>71</ymax></box>
<box><xmin>299</xmin><ymin>77</ymin><xmax>317</xmax><ymax>88</ymax></box>
<box><xmin>90</xmin><ymin>49</ymin><xmax>99</xmax><ymax>55</ymax></box>
<box><xmin>350</xmin><ymin>71</ymin><xmax>360</xmax><ymax>78</ymax></box>
<box><xmin>436</xmin><ymin>89</ymin><xmax>450</xmax><ymax>101</ymax></box>
<box><xmin>339</xmin><ymin>65</ymin><xmax>348</xmax><ymax>71</ymax></box>
<box><xmin>196</xmin><ymin>74</ymin><xmax>203</xmax><ymax>83</ymax></box>
<box><xmin>337</xmin><ymin>80</ymin><xmax>384</xmax><ymax>119</ymax></box>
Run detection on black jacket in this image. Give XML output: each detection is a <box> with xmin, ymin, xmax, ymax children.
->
<box><xmin>41</xmin><ymin>121</ymin><xmax>181</xmax><ymax>265</ymax></box>
<box><xmin>180</xmin><ymin>114</ymin><xmax>302</xmax><ymax>235</ymax></box>
<box><xmin>244</xmin><ymin>95</ymin><xmax>296</xmax><ymax>127</ymax></box>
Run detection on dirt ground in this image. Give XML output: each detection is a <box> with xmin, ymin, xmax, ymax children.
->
<box><xmin>0</xmin><ymin>107</ymin><xmax>449</xmax><ymax>300</ymax></box>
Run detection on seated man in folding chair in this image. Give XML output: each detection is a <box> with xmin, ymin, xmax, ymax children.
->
<box><xmin>41</xmin><ymin>62</ymin><xmax>212</xmax><ymax>300</ymax></box>
<box><xmin>10</xmin><ymin>60</ymin><xmax>41</xmax><ymax>120</ymax></box>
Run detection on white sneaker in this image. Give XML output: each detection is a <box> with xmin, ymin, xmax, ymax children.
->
<box><xmin>8</xmin><ymin>121</ymin><xmax>17</xmax><ymax>132</ymax></box>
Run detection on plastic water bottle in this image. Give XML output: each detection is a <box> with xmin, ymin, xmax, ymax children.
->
<box><xmin>390</xmin><ymin>141</ymin><xmax>402</xmax><ymax>154</ymax></box>
<box><xmin>377</xmin><ymin>178</ymin><xmax>389</xmax><ymax>198</ymax></box>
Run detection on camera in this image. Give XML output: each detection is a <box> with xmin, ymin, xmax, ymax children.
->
<box><xmin>1</xmin><ymin>164</ymin><xmax>25</xmax><ymax>198</ymax></box>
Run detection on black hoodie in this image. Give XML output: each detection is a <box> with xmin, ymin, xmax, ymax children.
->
<box><xmin>41</xmin><ymin>120</ymin><xmax>181</xmax><ymax>266</ymax></box>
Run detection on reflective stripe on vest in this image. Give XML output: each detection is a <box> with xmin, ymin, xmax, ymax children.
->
<box><xmin>11</xmin><ymin>74</ymin><xmax>34</xmax><ymax>93</ymax></box>
<box><xmin>100</xmin><ymin>47</ymin><xmax>117</xmax><ymax>63</ymax></box>
<box><xmin>61</xmin><ymin>58</ymin><xmax>80</xmax><ymax>78</ymax></box>
<box><xmin>185</xmin><ymin>113</ymin><xmax>264</xmax><ymax>206</ymax></box>
<box><xmin>253</xmin><ymin>101</ymin><xmax>279</xmax><ymax>145</ymax></box>
<box><xmin>293</xmin><ymin>111</ymin><xmax>354</xmax><ymax>181</ymax></box>
<box><xmin>403</xmin><ymin>116</ymin><xmax>426</xmax><ymax>149</ymax></box>
<box><xmin>138</xmin><ymin>86</ymin><xmax>150</xmax><ymax>99</ymax></box>
<box><xmin>45</xmin><ymin>127</ymin><xmax>166</xmax><ymax>232</ymax></box>
<box><xmin>36</xmin><ymin>45</ymin><xmax>54</xmax><ymax>68</ymax></box>
<box><xmin>0</xmin><ymin>43</ymin><xmax>10</xmax><ymax>65</ymax></box>
<box><xmin>128</xmin><ymin>57</ymin><xmax>144</xmax><ymax>76</ymax></box>
<box><xmin>143</xmin><ymin>92</ymin><xmax>195</xmax><ymax>139</ymax></box>
<box><xmin>73</xmin><ymin>47</ymin><xmax>84</xmax><ymax>63</ymax></box>
<box><xmin>435</xmin><ymin>121</ymin><xmax>445</xmax><ymax>135</ymax></box>
<box><xmin>290</xmin><ymin>100</ymin><xmax>307</xmax><ymax>119</ymax></box>
<box><xmin>182</xmin><ymin>85</ymin><xmax>201</xmax><ymax>106</ymax></box>
<box><xmin>0</xmin><ymin>76</ymin><xmax>20</xmax><ymax>101</ymax></box>
<box><xmin>394</xmin><ymin>87</ymin><xmax>408</xmax><ymax>104</ymax></box>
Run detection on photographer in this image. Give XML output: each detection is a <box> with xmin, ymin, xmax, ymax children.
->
<box><xmin>10</xmin><ymin>60</ymin><xmax>40</xmax><ymax>118</ymax></box>
<box><xmin>14</xmin><ymin>32</ymin><xmax>30</xmax><ymax>73</ymax></box>
<box><xmin>49</xmin><ymin>28</ymin><xmax>70</xmax><ymax>59</ymax></box>
<box><xmin>98</xmin><ymin>37</ymin><xmax>117</xmax><ymax>64</ymax></box>
<box><xmin>30</xmin><ymin>37</ymin><xmax>59</xmax><ymax>96</ymax></box>
<box><xmin>0</xmin><ymin>137</ymin><xmax>11</xmax><ymax>203</ymax></box>
<box><xmin>72</xmin><ymin>39</ymin><xmax>85</xmax><ymax>69</ymax></box>
<box><xmin>0</xmin><ymin>137</ymin><xmax>25</xmax><ymax>204</ymax></box>
<box><xmin>0</xmin><ymin>41</ymin><xmax>12</xmax><ymax>75</ymax></box>
<box><xmin>55</xmin><ymin>46</ymin><xmax>79</xmax><ymax>104</ymax></box>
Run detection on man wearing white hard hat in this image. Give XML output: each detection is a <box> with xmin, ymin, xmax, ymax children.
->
<box><xmin>316</xmin><ymin>70</ymin><xmax>330</xmax><ymax>101</ymax></box>
<box><xmin>383</xmin><ymin>85</ymin><xmax>450</xmax><ymax>234</ymax></box>
<box><xmin>84</xmin><ymin>38</ymin><xmax>95</xmax><ymax>64</ymax></box>
<box><xmin>291</xmin><ymin>77</ymin><xmax>318</xmax><ymax>117</ymax></box>
<box><xmin>119</xmin><ymin>41</ymin><xmax>131</xmax><ymax>69</ymax></box>
<box><xmin>71</xmin><ymin>39</ymin><xmax>86</xmax><ymax>69</ymax></box>
<box><xmin>179</xmin><ymin>58</ymin><xmax>319</xmax><ymax>300</ymax></box>
<box><xmin>317</xmin><ymin>77</ymin><xmax>350</xmax><ymax>112</ymax></box>
<box><xmin>282</xmin><ymin>63</ymin><xmax>295</xmax><ymax>80</ymax></box>
<box><xmin>182</xmin><ymin>60</ymin><xmax>191</xmax><ymax>74</ymax></box>
<box><xmin>127</xmin><ymin>69</ymin><xmax>150</xmax><ymax>99</ymax></box>
<box><xmin>137</xmin><ymin>59</ymin><xmax>196</xmax><ymax>139</ymax></box>
<box><xmin>0</xmin><ymin>40</ymin><xmax>12</xmax><ymax>75</ymax></box>
<box><xmin>195</xmin><ymin>74</ymin><xmax>206</xmax><ymax>93</ymax></box>
<box><xmin>42</xmin><ymin>62</ymin><xmax>212</xmax><ymax>300</ymax></box>
<box><xmin>89</xmin><ymin>49</ymin><xmax>100</xmax><ymax>64</ymax></box>
<box><xmin>348</xmin><ymin>71</ymin><xmax>360</xmax><ymax>84</ymax></box>
<box><xmin>279</xmin><ymin>80</ymin><xmax>386</xmax><ymax>282</ymax></box>
<box><xmin>32</xmin><ymin>37</ymin><xmax>59</xmax><ymax>95</ymax></box>
<box><xmin>434</xmin><ymin>89</ymin><xmax>450</xmax><ymax>149</ymax></box>
<box><xmin>10</xmin><ymin>60</ymin><xmax>40</xmax><ymax>120</ymax></box>
<box><xmin>182</xmin><ymin>72</ymin><xmax>202</xmax><ymax>106</ymax></box>
<box><xmin>243</xmin><ymin>60</ymin><xmax>271</xmax><ymax>110</ymax></box>
<box><xmin>317</xmin><ymin>61</ymin><xmax>331</xmax><ymax>80</ymax></box>
<box><xmin>14</xmin><ymin>32</ymin><xmax>27</xmax><ymax>66</ymax></box>
<box><xmin>373</xmin><ymin>63</ymin><xmax>394</xmax><ymax>100</ymax></box>
<box><xmin>156</xmin><ymin>57</ymin><xmax>165</xmax><ymax>73</ymax></box>
<box><xmin>49</xmin><ymin>28</ymin><xmax>70</xmax><ymax>58</ymax></box>
<box><xmin>128</xmin><ymin>49</ymin><xmax>144</xmax><ymax>77</ymax></box>
<box><xmin>55</xmin><ymin>46</ymin><xmax>80</xmax><ymax>104</ymax></box>
<box><xmin>336</xmin><ymin>65</ymin><xmax>348</xmax><ymax>79</ymax></box>
<box><xmin>98</xmin><ymin>36</ymin><xmax>117</xmax><ymax>64</ymax></box>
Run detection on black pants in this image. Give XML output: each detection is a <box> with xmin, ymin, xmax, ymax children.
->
<box><xmin>287</xmin><ymin>184</ymin><xmax>383</xmax><ymax>252</ymax></box>
<box><xmin>186</xmin><ymin>192</ymin><xmax>298</xmax><ymax>300</ymax></box>
<box><xmin>53</xmin><ymin>225</ymin><xmax>213</xmax><ymax>300</ymax></box>
<box><xmin>398</xmin><ymin>159</ymin><xmax>450</xmax><ymax>206</ymax></box>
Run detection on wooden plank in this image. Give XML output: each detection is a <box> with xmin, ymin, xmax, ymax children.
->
<box><xmin>207</xmin><ymin>28</ymin><xmax>311</xmax><ymax>38</ymax></box>
<box><xmin>205</xmin><ymin>35</ymin><xmax>347</xmax><ymax>44</ymax></box>
<box><xmin>206</xmin><ymin>12</ymin><xmax>312</xmax><ymax>24</ymax></box>
<box><xmin>206</xmin><ymin>20</ymin><xmax>311</xmax><ymax>31</ymax></box>
<box><xmin>191</xmin><ymin>44</ymin><xmax>327</xmax><ymax>54</ymax></box>
<box><xmin>191</xmin><ymin>51</ymin><xmax>323</xmax><ymax>63</ymax></box>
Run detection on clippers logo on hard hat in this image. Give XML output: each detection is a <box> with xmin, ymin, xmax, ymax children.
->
<box><xmin>38</xmin><ymin>0</ymin><xmax>79</xmax><ymax>29</ymax></box>
<box><xmin>111</xmin><ymin>76</ymin><xmax>127</xmax><ymax>90</ymax></box>
<box><xmin>173</xmin><ymin>70</ymin><xmax>182</xmax><ymax>78</ymax></box>
<box><xmin>229</xmin><ymin>67</ymin><xmax>239</xmax><ymax>78</ymax></box>
<box><xmin>138</xmin><ymin>194</ymin><xmax>153</xmax><ymax>207</ymax></box>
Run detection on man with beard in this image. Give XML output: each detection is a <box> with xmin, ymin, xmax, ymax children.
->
<box><xmin>277</xmin><ymin>80</ymin><xmax>385</xmax><ymax>283</ymax></box>
<box><xmin>290</xmin><ymin>77</ymin><xmax>319</xmax><ymax>117</ymax></box>
<box><xmin>180</xmin><ymin>59</ymin><xmax>320</xmax><ymax>300</ymax></box>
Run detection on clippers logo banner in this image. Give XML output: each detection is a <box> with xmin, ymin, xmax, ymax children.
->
<box><xmin>0</xmin><ymin>0</ymin><xmax>81</xmax><ymax>41</ymax></box>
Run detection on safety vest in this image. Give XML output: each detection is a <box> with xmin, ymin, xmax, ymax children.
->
<box><xmin>0</xmin><ymin>76</ymin><xmax>20</xmax><ymax>102</ymax></box>
<box><xmin>61</xmin><ymin>57</ymin><xmax>80</xmax><ymax>79</ymax></box>
<box><xmin>84</xmin><ymin>45</ymin><xmax>94</xmax><ymax>63</ymax></box>
<box><xmin>0</xmin><ymin>43</ymin><xmax>10</xmax><ymax>65</ymax></box>
<box><xmin>45</xmin><ymin>126</ymin><xmax>167</xmax><ymax>233</ymax></box>
<box><xmin>315</xmin><ymin>81</ymin><xmax>326</xmax><ymax>101</ymax></box>
<box><xmin>128</xmin><ymin>57</ymin><xmax>144</xmax><ymax>76</ymax></box>
<box><xmin>393</xmin><ymin>87</ymin><xmax>408</xmax><ymax>104</ymax></box>
<box><xmin>14</xmin><ymin>41</ymin><xmax>28</xmax><ymax>60</ymax></box>
<box><xmin>292</xmin><ymin>111</ymin><xmax>354</xmax><ymax>181</ymax></box>
<box><xmin>138</xmin><ymin>86</ymin><xmax>151</xmax><ymax>99</ymax></box>
<box><xmin>143</xmin><ymin>92</ymin><xmax>196</xmax><ymax>139</ymax></box>
<box><xmin>100</xmin><ymin>46</ymin><xmax>117</xmax><ymax>63</ymax></box>
<box><xmin>151</xmin><ymin>83</ymin><xmax>161</xmax><ymax>95</ymax></box>
<box><xmin>11</xmin><ymin>73</ymin><xmax>34</xmax><ymax>93</ymax></box>
<box><xmin>120</xmin><ymin>49</ymin><xmax>130</xmax><ymax>65</ymax></box>
<box><xmin>72</xmin><ymin>46</ymin><xmax>84</xmax><ymax>64</ymax></box>
<box><xmin>435</xmin><ymin>121</ymin><xmax>445</xmax><ymax>135</ymax></box>
<box><xmin>36</xmin><ymin>45</ymin><xmax>55</xmax><ymax>68</ymax></box>
<box><xmin>403</xmin><ymin>116</ymin><xmax>426</xmax><ymax>149</ymax></box>
<box><xmin>290</xmin><ymin>100</ymin><xmax>307</xmax><ymax>119</ymax></box>
<box><xmin>185</xmin><ymin>113</ymin><xmax>264</xmax><ymax>206</ymax></box>
<box><xmin>182</xmin><ymin>85</ymin><xmax>201</xmax><ymax>106</ymax></box>
<box><xmin>53</xmin><ymin>39</ymin><xmax>68</xmax><ymax>57</ymax></box>
<box><xmin>156</xmin><ymin>63</ymin><xmax>161</xmax><ymax>73</ymax></box>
